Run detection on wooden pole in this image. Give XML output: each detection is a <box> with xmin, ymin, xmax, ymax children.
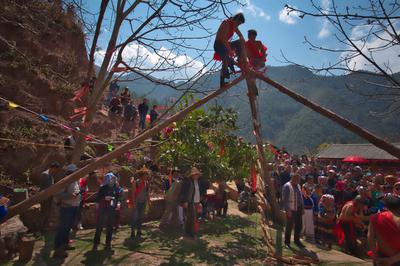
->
<box><xmin>245</xmin><ymin>72</ymin><xmax>279</xmax><ymax>221</ymax></box>
<box><xmin>257</xmin><ymin>73</ymin><xmax>400</xmax><ymax>159</ymax></box>
<box><xmin>3</xmin><ymin>75</ymin><xmax>245</xmax><ymax>223</ymax></box>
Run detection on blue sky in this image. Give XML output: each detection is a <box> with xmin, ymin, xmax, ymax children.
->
<box><xmin>84</xmin><ymin>0</ymin><xmax>399</xmax><ymax>79</ymax></box>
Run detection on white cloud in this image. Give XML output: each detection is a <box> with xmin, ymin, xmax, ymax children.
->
<box><xmin>279</xmin><ymin>6</ymin><xmax>300</xmax><ymax>25</ymax></box>
<box><xmin>318</xmin><ymin>0</ymin><xmax>331</xmax><ymax>38</ymax></box>
<box><xmin>94</xmin><ymin>43</ymin><xmax>207</xmax><ymax>80</ymax></box>
<box><xmin>341</xmin><ymin>23</ymin><xmax>400</xmax><ymax>73</ymax></box>
<box><xmin>318</xmin><ymin>19</ymin><xmax>330</xmax><ymax>38</ymax></box>
<box><xmin>239</xmin><ymin>0</ymin><xmax>271</xmax><ymax>21</ymax></box>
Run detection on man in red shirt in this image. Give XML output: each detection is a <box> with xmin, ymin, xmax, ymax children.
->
<box><xmin>213</xmin><ymin>13</ymin><xmax>245</xmax><ymax>87</ymax></box>
<box><xmin>245</xmin><ymin>29</ymin><xmax>267</xmax><ymax>71</ymax></box>
<box><xmin>368</xmin><ymin>193</ymin><xmax>400</xmax><ymax>265</ymax></box>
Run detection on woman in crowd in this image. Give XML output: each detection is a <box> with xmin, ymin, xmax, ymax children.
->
<box><xmin>93</xmin><ymin>172</ymin><xmax>122</xmax><ymax>251</ymax></box>
<box><xmin>302</xmin><ymin>183</ymin><xmax>315</xmax><ymax>242</ymax></box>
<box><xmin>316</xmin><ymin>194</ymin><xmax>336</xmax><ymax>249</ymax></box>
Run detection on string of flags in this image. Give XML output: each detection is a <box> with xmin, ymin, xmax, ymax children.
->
<box><xmin>0</xmin><ymin>96</ymin><xmax>114</xmax><ymax>149</ymax></box>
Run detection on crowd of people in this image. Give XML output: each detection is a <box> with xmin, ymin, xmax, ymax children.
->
<box><xmin>106</xmin><ymin>81</ymin><xmax>159</xmax><ymax>137</ymax></box>
<box><xmin>270</xmin><ymin>151</ymin><xmax>400</xmax><ymax>264</ymax></box>
<box><xmin>29</xmin><ymin>157</ymin><xmax>230</xmax><ymax>259</ymax></box>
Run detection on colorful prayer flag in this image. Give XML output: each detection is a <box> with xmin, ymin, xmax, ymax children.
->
<box><xmin>107</xmin><ymin>144</ymin><xmax>114</xmax><ymax>152</ymax></box>
<box><xmin>8</xmin><ymin>101</ymin><xmax>19</xmax><ymax>109</ymax></box>
<box><xmin>38</xmin><ymin>114</ymin><xmax>49</xmax><ymax>122</ymax></box>
<box><xmin>63</xmin><ymin>125</ymin><xmax>72</xmax><ymax>131</ymax></box>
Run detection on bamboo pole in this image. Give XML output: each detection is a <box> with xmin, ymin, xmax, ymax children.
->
<box><xmin>257</xmin><ymin>73</ymin><xmax>400</xmax><ymax>159</ymax></box>
<box><xmin>2</xmin><ymin>75</ymin><xmax>245</xmax><ymax>223</ymax></box>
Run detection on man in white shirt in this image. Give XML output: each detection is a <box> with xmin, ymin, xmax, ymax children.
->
<box><xmin>281</xmin><ymin>172</ymin><xmax>305</xmax><ymax>248</ymax></box>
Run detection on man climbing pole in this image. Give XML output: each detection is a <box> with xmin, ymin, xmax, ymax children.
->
<box><xmin>245</xmin><ymin>29</ymin><xmax>267</xmax><ymax>71</ymax></box>
<box><xmin>213</xmin><ymin>13</ymin><xmax>245</xmax><ymax>87</ymax></box>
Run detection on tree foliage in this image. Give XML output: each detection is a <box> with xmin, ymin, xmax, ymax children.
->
<box><xmin>158</xmin><ymin>101</ymin><xmax>257</xmax><ymax>182</ymax></box>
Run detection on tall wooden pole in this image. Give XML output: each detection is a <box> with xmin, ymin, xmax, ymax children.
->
<box><xmin>245</xmin><ymin>72</ymin><xmax>279</xmax><ymax>221</ymax></box>
<box><xmin>257</xmin><ymin>73</ymin><xmax>400</xmax><ymax>159</ymax></box>
<box><xmin>2</xmin><ymin>75</ymin><xmax>245</xmax><ymax>223</ymax></box>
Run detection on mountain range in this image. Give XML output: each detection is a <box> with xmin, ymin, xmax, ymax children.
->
<box><xmin>114</xmin><ymin>65</ymin><xmax>400</xmax><ymax>153</ymax></box>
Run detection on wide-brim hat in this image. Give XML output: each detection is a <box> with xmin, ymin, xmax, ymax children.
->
<box><xmin>189</xmin><ymin>167</ymin><xmax>201</xmax><ymax>177</ymax></box>
<box><xmin>136</xmin><ymin>166</ymin><xmax>150</xmax><ymax>177</ymax></box>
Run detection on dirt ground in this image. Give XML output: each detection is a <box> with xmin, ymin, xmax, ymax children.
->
<box><xmin>4</xmin><ymin>201</ymin><xmax>372</xmax><ymax>266</ymax></box>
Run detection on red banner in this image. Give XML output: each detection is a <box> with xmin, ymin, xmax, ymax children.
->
<box><xmin>251</xmin><ymin>165</ymin><xmax>257</xmax><ymax>192</ymax></box>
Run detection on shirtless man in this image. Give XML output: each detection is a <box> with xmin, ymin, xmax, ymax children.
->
<box><xmin>368</xmin><ymin>194</ymin><xmax>400</xmax><ymax>266</ymax></box>
<box><xmin>245</xmin><ymin>29</ymin><xmax>267</xmax><ymax>70</ymax></box>
<box><xmin>338</xmin><ymin>195</ymin><xmax>368</xmax><ymax>255</ymax></box>
<box><xmin>213</xmin><ymin>13</ymin><xmax>245</xmax><ymax>87</ymax></box>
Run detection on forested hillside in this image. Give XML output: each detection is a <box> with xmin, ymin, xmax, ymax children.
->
<box><xmin>120</xmin><ymin>65</ymin><xmax>399</xmax><ymax>153</ymax></box>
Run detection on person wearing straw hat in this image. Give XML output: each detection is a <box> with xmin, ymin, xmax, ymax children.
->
<box><xmin>179</xmin><ymin>166</ymin><xmax>202</xmax><ymax>240</ymax></box>
<box><xmin>130</xmin><ymin>166</ymin><xmax>150</xmax><ymax>240</ymax></box>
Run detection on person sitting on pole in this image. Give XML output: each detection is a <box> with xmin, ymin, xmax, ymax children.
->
<box><xmin>245</xmin><ymin>29</ymin><xmax>267</xmax><ymax>71</ymax></box>
<box><xmin>213</xmin><ymin>13</ymin><xmax>245</xmax><ymax>87</ymax></box>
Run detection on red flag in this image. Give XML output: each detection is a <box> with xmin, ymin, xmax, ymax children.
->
<box><xmin>168</xmin><ymin>169</ymin><xmax>173</xmax><ymax>187</ymax></box>
<box><xmin>268</xmin><ymin>144</ymin><xmax>279</xmax><ymax>155</ymax></box>
<box><xmin>74</xmin><ymin>106</ymin><xmax>88</xmax><ymax>114</ymax></box>
<box><xmin>251</xmin><ymin>165</ymin><xmax>257</xmax><ymax>192</ymax></box>
<box><xmin>219</xmin><ymin>139</ymin><xmax>225</xmax><ymax>156</ymax></box>
<box><xmin>71</xmin><ymin>85</ymin><xmax>90</xmax><ymax>102</ymax></box>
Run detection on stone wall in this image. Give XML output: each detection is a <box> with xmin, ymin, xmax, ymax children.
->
<box><xmin>20</xmin><ymin>197</ymin><xmax>166</xmax><ymax>231</ymax></box>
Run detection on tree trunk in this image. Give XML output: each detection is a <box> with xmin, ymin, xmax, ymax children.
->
<box><xmin>2</xmin><ymin>75</ymin><xmax>245</xmax><ymax>223</ymax></box>
<box><xmin>257</xmin><ymin>73</ymin><xmax>400</xmax><ymax>159</ymax></box>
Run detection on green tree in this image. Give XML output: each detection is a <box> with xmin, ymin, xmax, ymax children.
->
<box><xmin>158</xmin><ymin>104</ymin><xmax>257</xmax><ymax>182</ymax></box>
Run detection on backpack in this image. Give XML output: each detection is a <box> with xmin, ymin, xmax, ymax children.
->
<box><xmin>165</xmin><ymin>180</ymin><xmax>183</xmax><ymax>204</ymax></box>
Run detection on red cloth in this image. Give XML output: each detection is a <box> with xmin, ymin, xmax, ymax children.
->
<box><xmin>71</xmin><ymin>85</ymin><xmax>89</xmax><ymax>102</ymax></box>
<box><xmin>336</xmin><ymin>201</ymin><xmax>356</xmax><ymax>245</ymax></box>
<box><xmin>219</xmin><ymin>140</ymin><xmax>225</xmax><ymax>156</ymax></box>
<box><xmin>246</xmin><ymin>40</ymin><xmax>267</xmax><ymax>61</ymax></box>
<box><xmin>370</xmin><ymin>211</ymin><xmax>400</xmax><ymax>257</ymax></box>
<box><xmin>79</xmin><ymin>178</ymin><xmax>88</xmax><ymax>204</ymax></box>
<box><xmin>134</xmin><ymin>181</ymin><xmax>146</xmax><ymax>200</ymax></box>
<box><xmin>168</xmin><ymin>170</ymin><xmax>173</xmax><ymax>187</ymax></box>
<box><xmin>251</xmin><ymin>165</ymin><xmax>257</xmax><ymax>192</ymax></box>
<box><xmin>213</xmin><ymin>19</ymin><xmax>235</xmax><ymax>61</ymax></box>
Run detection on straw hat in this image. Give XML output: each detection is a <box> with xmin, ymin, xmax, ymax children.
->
<box><xmin>135</xmin><ymin>166</ymin><xmax>150</xmax><ymax>177</ymax></box>
<box><xmin>189</xmin><ymin>167</ymin><xmax>201</xmax><ymax>177</ymax></box>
